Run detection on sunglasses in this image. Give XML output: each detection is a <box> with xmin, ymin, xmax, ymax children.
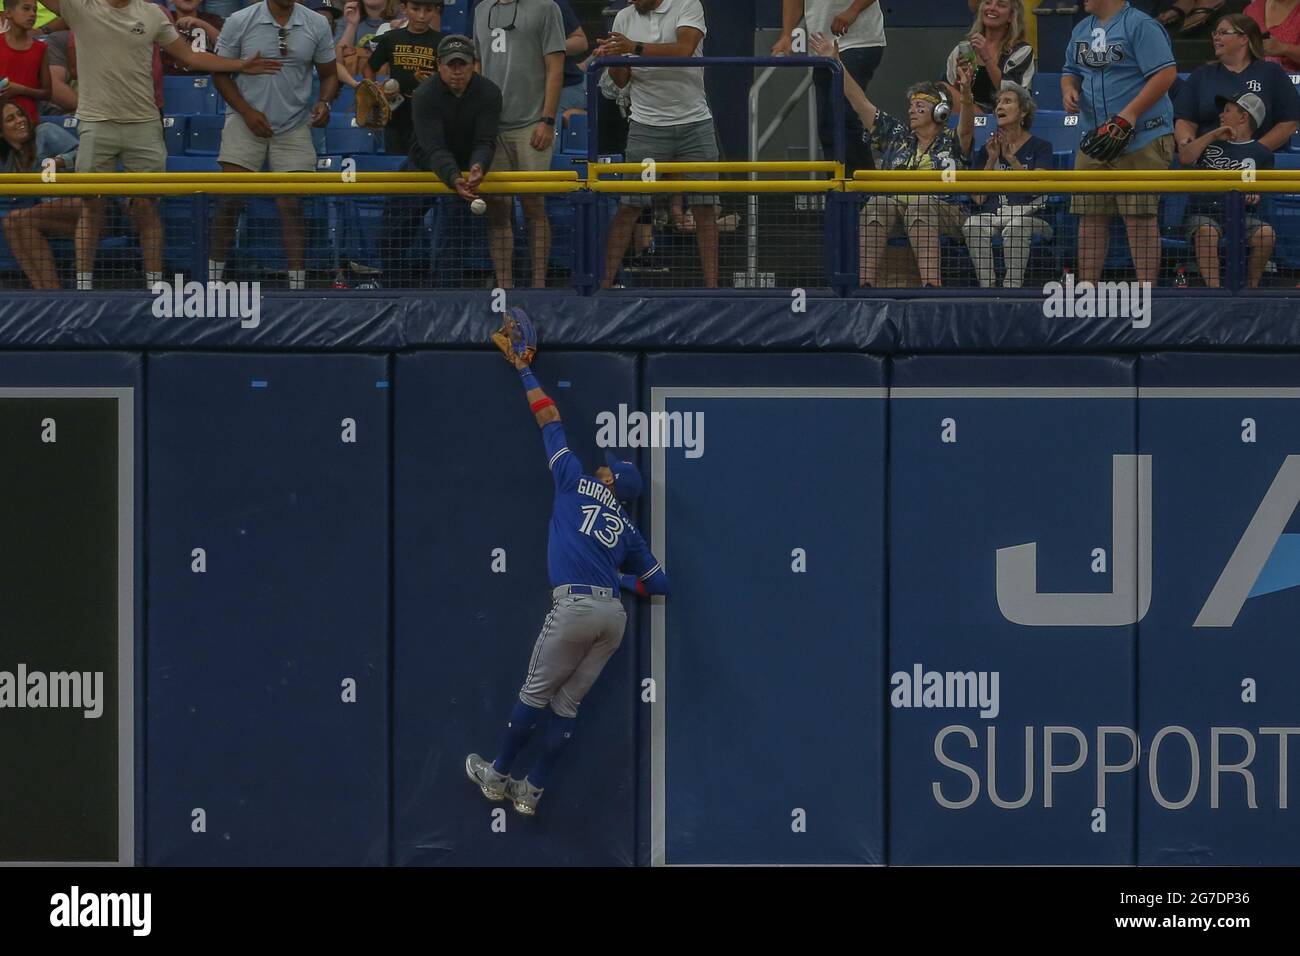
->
<box><xmin>278</xmin><ymin>25</ymin><xmax>290</xmax><ymax>56</ymax></box>
<box><xmin>487</xmin><ymin>0</ymin><xmax>517</xmax><ymax>31</ymax></box>
<box><xmin>1212</xmin><ymin>28</ymin><xmax>1243</xmax><ymax>38</ymax></box>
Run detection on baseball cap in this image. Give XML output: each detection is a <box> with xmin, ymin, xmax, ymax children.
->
<box><xmin>1216</xmin><ymin>92</ymin><xmax>1266</xmax><ymax>131</ymax></box>
<box><xmin>437</xmin><ymin>34</ymin><xmax>476</xmax><ymax>65</ymax></box>
<box><xmin>603</xmin><ymin>451</ymin><xmax>644</xmax><ymax>502</ymax></box>
<box><xmin>303</xmin><ymin>0</ymin><xmax>343</xmax><ymax>16</ymax></box>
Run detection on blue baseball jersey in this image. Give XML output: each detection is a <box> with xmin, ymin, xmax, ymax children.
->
<box><xmin>542</xmin><ymin>421</ymin><xmax>664</xmax><ymax>594</ymax></box>
<box><xmin>1064</xmin><ymin>1</ymin><xmax>1175</xmax><ymax>152</ymax></box>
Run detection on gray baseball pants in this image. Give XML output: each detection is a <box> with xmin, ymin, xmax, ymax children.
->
<box><xmin>520</xmin><ymin>587</ymin><xmax>627</xmax><ymax>717</ymax></box>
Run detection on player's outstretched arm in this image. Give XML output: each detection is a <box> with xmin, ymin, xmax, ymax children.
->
<box><xmin>619</xmin><ymin>565</ymin><xmax>667</xmax><ymax>598</ymax></box>
<box><xmin>514</xmin><ymin>359</ymin><xmax>561</xmax><ymax>428</ymax></box>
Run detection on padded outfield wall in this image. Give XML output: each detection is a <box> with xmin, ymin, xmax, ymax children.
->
<box><xmin>3</xmin><ymin>291</ymin><xmax>1300</xmax><ymax>866</ymax></box>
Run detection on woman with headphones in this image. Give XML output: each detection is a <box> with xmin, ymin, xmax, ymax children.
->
<box><xmin>812</xmin><ymin>32</ymin><xmax>976</xmax><ymax>288</ymax></box>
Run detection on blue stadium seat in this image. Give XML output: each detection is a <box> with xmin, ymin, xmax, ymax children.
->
<box><xmin>39</xmin><ymin>114</ymin><xmax>79</xmax><ymax>132</ymax></box>
<box><xmin>314</xmin><ymin>154</ymin><xmax>346</xmax><ymax>173</ymax></box>
<box><xmin>1277</xmin><ymin>153</ymin><xmax>1300</xmax><ymax>171</ymax></box>
<box><xmin>327</xmin><ymin>109</ymin><xmax>358</xmax><ymax>128</ymax></box>
<box><xmin>351</xmin><ymin>154</ymin><xmax>406</xmax><ymax>172</ymax></box>
<box><xmin>561</xmin><ymin>111</ymin><xmax>588</xmax><ymax>155</ymax></box>
<box><xmin>1033</xmin><ymin>110</ymin><xmax>1084</xmax><ymax>153</ymax></box>
<box><xmin>325</xmin><ymin>126</ymin><xmax>377</xmax><ymax>155</ymax></box>
<box><xmin>162</xmin><ymin>115</ymin><xmax>185</xmax><ymax>156</ymax></box>
<box><xmin>440</xmin><ymin>0</ymin><xmax>469</xmax><ymax>34</ymax></box>
<box><xmin>1031</xmin><ymin>72</ymin><xmax>1063</xmax><ymax>111</ymax></box>
<box><xmin>1290</xmin><ymin>131</ymin><xmax>1300</xmax><ymax>153</ymax></box>
<box><xmin>185</xmin><ymin>114</ymin><xmax>225</xmax><ymax>155</ymax></box>
<box><xmin>335</xmin><ymin>85</ymin><xmax>356</xmax><ymax>115</ymax></box>
<box><xmin>166</xmin><ymin>155</ymin><xmax>221</xmax><ymax>173</ymax></box>
<box><xmin>163</xmin><ymin>75</ymin><xmax>219</xmax><ymax>115</ymax></box>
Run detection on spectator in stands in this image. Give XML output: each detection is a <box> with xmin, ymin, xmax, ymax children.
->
<box><xmin>1179</xmin><ymin>92</ymin><xmax>1277</xmax><ymax>287</ymax></box>
<box><xmin>1245</xmin><ymin>0</ymin><xmax>1300</xmax><ymax>72</ymax></box>
<box><xmin>555</xmin><ymin>0</ymin><xmax>589</xmax><ymax>120</ymax></box>
<box><xmin>0</xmin><ymin>99</ymin><xmax>79</xmax><ymax>288</ymax></box>
<box><xmin>473</xmin><ymin>0</ymin><xmax>565</xmax><ymax>289</ymax></box>
<box><xmin>0</xmin><ymin>0</ymin><xmax>51</xmax><ymax>124</ymax></box>
<box><xmin>772</xmin><ymin>0</ymin><xmax>886</xmax><ymax>175</ymax></box>
<box><xmin>813</xmin><ymin>33</ymin><xmax>976</xmax><ymax>288</ymax></box>
<box><xmin>364</xmin><ymin>0</ymin><xmax>441</xmax><ymax>156</ymax></box>
<box><xmin>41</xmin><ymin>0</ymin><xmax>282</xmax><ymax>291</ymax></box>
<box><xmin>1062</xmin><ymin>0</ymin><xmax>1176</xmax><ymax>286</ymax></box>
<box><xmin>596</xmin><ymin>0</ymin><xmax>721</xmax><ymax>289</ymax></box>
<box><xmin>1155</xmin><ymin>0</ymin><xmax>1226</xmax><ymax>34</ymax></box>
<box><xmin>334</xmin><ymin>0</ymin><xmax>396</xmax><ymax>89</ymax></box>
<box><xmin>945</xmin><ymin>0</ymin><xmax>1034</xmax><ymax>114</ymax></box>
<box><xmin>963</xmin><ymin>82</ymin><xmax>1055</xmax><ymax>287</ymax></box>
<box><xmin>1176</xmin><ymin>15</ymin><xmax>1300</xmax><ymax>155</ymax></box>
<box><xmin>162</xmin><ymin>0</ymin><xmax>224</xmax><ymax>74</ymax></box>
<box><xmin>38</xmin><ymin>26</ymin><xmax>76</xmax><ymax>114</ymax></box>
<box><xmin>381</xmin><ymin>34</ymin><xmax>502</xmax><ymax>279</ymax></box>
<box><xmin>208</xmin><ymin>0</ymin><xmax>338</xmax><ymax>290</ymax></box>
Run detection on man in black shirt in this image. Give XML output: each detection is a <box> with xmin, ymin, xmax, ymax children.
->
<box><xmin>365</xmin><ymin>0</ymin><xmax>443</xmax><ymax>155</ymax></box>
<box><xmin>381</xmin><ymin>33</ymin><xmax>502</xmax><ymax>283</ymax></box>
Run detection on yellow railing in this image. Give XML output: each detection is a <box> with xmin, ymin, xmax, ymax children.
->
<box><xmin>0</xmin><ymin>165</ymin><xmax>1296</xmax><ymax>195</ymax></box>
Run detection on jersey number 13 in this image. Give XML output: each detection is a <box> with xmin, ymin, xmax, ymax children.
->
<box><xmin>579</xmin><ymin>505</ymin><xmax>625</xmax><ymax>548</ymax></box>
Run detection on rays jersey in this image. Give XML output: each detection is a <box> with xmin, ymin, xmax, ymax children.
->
<box><xmin>1064</xmin><ymin>1</ymin><xmax>1175</xmax><ymax>152</ymax></box>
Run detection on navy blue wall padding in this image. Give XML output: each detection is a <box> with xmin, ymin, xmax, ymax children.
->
<box><xmin>0</xmin><ymin>353</ymin><xmax>143</xmax><ymax>865</ymax></box>
<box><xmin>640</xmin><ymin>354</ymin><xmax>887</xmax><ymax>864</ymax></box>
<box><xmin>145</xmin><ymin>353</ymin><xmax>389</xmax><ymax>865</ymax></box>
<box><xmin>889</xmin><ymin>356</ymin><xmax>1138</xmax><ymax>864</ymax></box>
<box><xmin>1137</xmin><ymin>353</ymin><xmax>1300</xmax><ymax>863</ymax></box>
<box><xmin>392</xmin><ymin>351</ymin><xmax>639</xmax><ymax>866</ymax></box>
<box><xmin>9</xmin><ymin>292</ymin><xmax>1300</xmax><ymax>353</ymax></box>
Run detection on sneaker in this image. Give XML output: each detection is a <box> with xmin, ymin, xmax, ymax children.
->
<box><xmin>506</xmin><ymin>777</ymin><xmax>544</xmax><ymax>816</ymax></box>
<box><xmin>465</xmin><ymin>753</ymin><xmax>508</xmax><ymax>801</ymax></box>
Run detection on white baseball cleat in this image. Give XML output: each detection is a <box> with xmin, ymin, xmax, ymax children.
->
<box><xmin>506</xmin><ymin>777</ymin><xmax>544</xmax><ymax>816</ymax></box>
<box><xmin>465</xmin><ymin>753</ymin><xmax>509</xmax><ymax>801</ymax></box>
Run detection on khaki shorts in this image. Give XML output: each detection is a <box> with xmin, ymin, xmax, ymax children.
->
<box><xmin>74</xmin><ymin>119</ymin><xmax>166</xmax><ymax>173</ymax></box>
<box><xmin>218</xmin><ymin>113</ymin><xmax>317</xmax><ymax>173</ymax></box>
<box><xmin>1070</xmin><ymin>134</ymin><xmax>1174</xmax><ymax>218</ymax></box>
<box><xmin>1185</xmin><ymin>214</ymin><xmax>1267</xmax><ymax>239</ymax></box>
<box><xmin>861</xmin><ymin>194</ymin><xmax>965</xmax><ymax>237</ymax></box>
<box><xmin>494</xmin><ymin>124</ymin><xmax>555</xmax><ymax>173</ymax></box>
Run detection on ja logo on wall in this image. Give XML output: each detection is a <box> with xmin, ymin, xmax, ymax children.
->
<box><xmin>997</xmin><ymin>454</ymin><xmax>1300</xmax><ymax>627</ymax></box>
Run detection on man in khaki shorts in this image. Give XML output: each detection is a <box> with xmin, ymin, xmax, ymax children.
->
<box><xmin>41</xmin><ymin>0</ymin><xmax>282</xmax><ymax>290</ymax></box>
<box><xmin>472</xmin><ymin>0</ymin><xmax>565</xmax><ymax>288</ymax></box>
<box><xmin>209</xmin><ymin>0</ymin><xmax>339</xmax><ymax>290</ymax></box>
<box><xmin>1061</xmin><ymin>0</ymin><xmax>1177</xmax><ymax>285</ymax></box>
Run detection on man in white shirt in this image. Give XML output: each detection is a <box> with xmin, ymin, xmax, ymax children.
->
<box><xmin>772</xmin><ymin>0</ymin><xmax>886</xmax><ymax>174</ymax></box>
<box><xmin>595</xmin><ymin>0</ymin><xmax>720</xmax><ymax>289</ymax></box>
<box><xmin>41</xmin><ymin>0</ymin><xmax>282</xmax><ymax>290</ymax></box>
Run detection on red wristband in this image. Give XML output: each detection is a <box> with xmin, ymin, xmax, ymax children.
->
<box><xmin>530</xmin><ymin>397</ymin><xmax>555</xmax><ymax>413</ymax></box>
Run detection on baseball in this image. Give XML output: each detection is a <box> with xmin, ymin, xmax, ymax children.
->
<box><xmin>470</xmin><ymin>198</ymin><xmax>487</xmax><ymax>215</ymax></box>
<box><xmin>383</xmin><ymin>78</ymin><xmax>400</xmax><ymax>95</ymax></box>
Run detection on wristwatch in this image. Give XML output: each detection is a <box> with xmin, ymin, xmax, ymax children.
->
<box><xmin>634</xmin><ymin>42</ymin><xmax>644</xmax><ymax>55</ymax></box>
<box><xmin>541</xmin><ymin>116</ymin><xmax>556</xmax><ymax>126</ymax></box>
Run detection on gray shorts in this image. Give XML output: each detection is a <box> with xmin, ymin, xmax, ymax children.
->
<box><xmin>74</xmin><ymin>119</ymin><xmax>166</xmax><ymax>173</ymax></box>
<box><xmin>620</xmin><ymin>118</ymin><xmax>720</xmax><ymax>208</ymax></box>
<box><xmin>1184</xmin><ymin>214</ymin><xmax>1267</xmax><ymax>240</ymax></box>
<box><xmin>218</xmin><ymin>113</ymin><xmax>317</xmax><ymax>173</ymax></box>
<box><xmin>519</xmin><ymin>588</ymin><xmax>627</xmax><ymax>718</ymax></box>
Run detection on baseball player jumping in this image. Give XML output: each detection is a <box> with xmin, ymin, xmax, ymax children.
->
<box><xmin>466</xmin><ymin>312</ymin><xmax>668</xmax><ymax>817</ymax></box>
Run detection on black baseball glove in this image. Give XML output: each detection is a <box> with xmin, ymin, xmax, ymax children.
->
<box><xmin>1079</xmin><ymin>114</ymin><xmax>1135</xmax><ymax>163</ymax></box>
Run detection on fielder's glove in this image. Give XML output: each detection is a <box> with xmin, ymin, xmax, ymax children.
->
<box><xmin>491</xmin><ymin>307</ymin><xmax>539</xmax><ymax>366</ymax></box>
<box><xmin>1079</xmin><ymin>114</ymin><xmax>1134</xmax><ymax>163</ymax></box>
<box><xmin>354</xmin><ymin>78</ymin><xmax>391</xmax><ymax>130</ymax></box>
